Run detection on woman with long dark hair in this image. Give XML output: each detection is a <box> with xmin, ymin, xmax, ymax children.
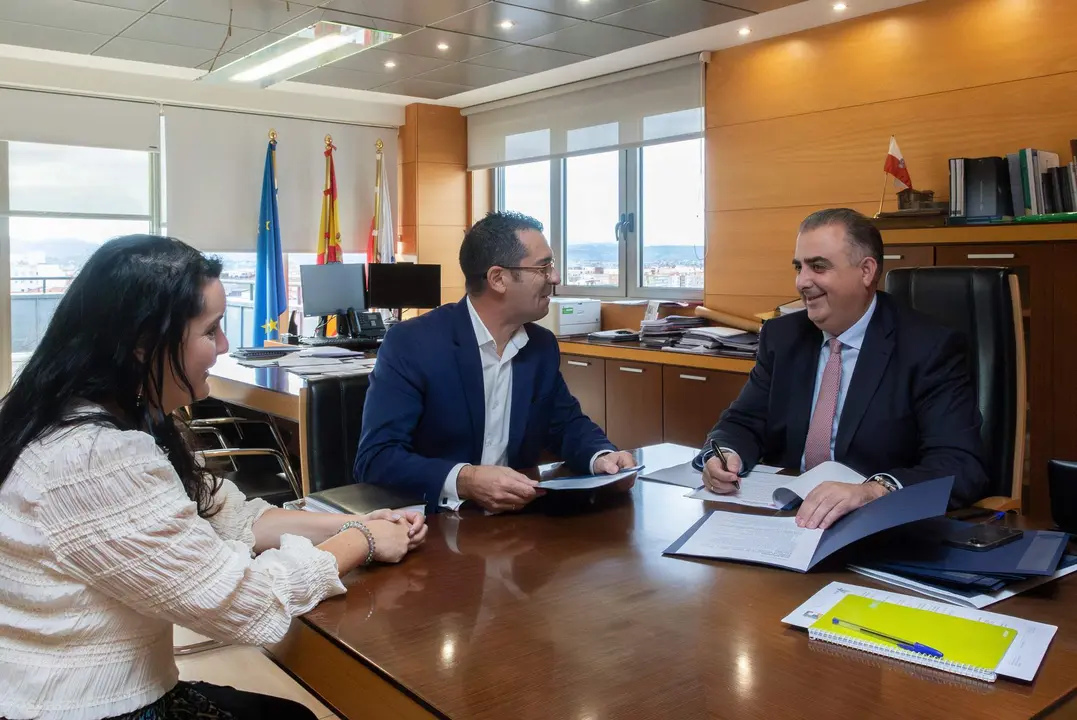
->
<box><xmin>0</xmin><ymin>235</ymin><xmax>427</xmax><ymax>720</ymax></box>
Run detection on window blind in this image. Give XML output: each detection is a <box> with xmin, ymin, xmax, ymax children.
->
<box><xmin>465</xmin><ymin>56</ymin><xmax>703</xmax><ymax>170</ymax></box>
<box><xmin>0</xmin><ymin>88</ymin><xmax>160</xmax><ymax>151</ymax></box>
<box><xmin>163</xmin><ymin>105</ymin><xmax>396</xmax><ymax>253</ymax></box>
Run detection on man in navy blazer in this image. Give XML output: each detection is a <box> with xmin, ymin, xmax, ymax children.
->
<box><xmin>354</xmin><ymin>211</ymin><xmax>636</xmax><ymax>514</ymax></box>
<box><xmin>702</xmin><ymin>208</ymin><xmax>989</xmax><ymax>529</ymax></box>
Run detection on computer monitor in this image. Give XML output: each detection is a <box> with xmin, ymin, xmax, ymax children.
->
<box><xmin>299</xmin><ymin>263</ymin><xmax>367</xmax><ymax>317</ymax></box>
<box><xmin>367</xmin><ymin>263</ymin><xmax>442</xmax><ymax>310</ymax></box>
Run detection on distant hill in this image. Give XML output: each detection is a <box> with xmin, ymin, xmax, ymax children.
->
<box><xmin>11</xmin><ymin>237</ymin><xmax>104</xmax><ymax>264</ymax></box>
<box><xmin>569</xmin><ymin>243</ymin><xmax>703</xmax><ymax>265</ymax></box>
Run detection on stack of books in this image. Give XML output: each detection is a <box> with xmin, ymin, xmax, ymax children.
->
<box><xmin>639</xmin><ymin>315</ymin><xmax>706</xmax><ymax>348</ymax></box>
<box><xmin>948</xmin><ymin>142</ymin><xmax>1077</xmax><ymax>223</ymax></box>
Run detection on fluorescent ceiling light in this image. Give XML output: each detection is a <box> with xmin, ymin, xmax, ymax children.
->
<box><xmin>201</xmin><ymin>20</ymin><xmax>401</xmax><ymax>89</ymax></box>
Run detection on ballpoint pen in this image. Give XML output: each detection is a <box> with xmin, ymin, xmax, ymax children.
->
<box><xmin>832</xmin><ymin>617</ymin><xmax>944</xmax><ymax>658</ymax></box>
<box><xmin>708</xmin><ymin>438</ymin><xmax>740</xmax><ymax>490</ymax></box>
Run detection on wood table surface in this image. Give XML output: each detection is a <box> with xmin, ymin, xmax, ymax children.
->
<box><xmin>277</xmin><ymin>444</ymin><xmax>1077</xmax><ymax>720</ymax></box>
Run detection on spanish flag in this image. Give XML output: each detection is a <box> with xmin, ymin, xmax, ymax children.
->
<box><xmin>317</xmin><ymin>135</ymin><xmax>342</xmax><ymax>264</ymax></box>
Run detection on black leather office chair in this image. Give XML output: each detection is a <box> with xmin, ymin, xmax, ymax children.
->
<box><xmin>304</xmin><ymin>374</ymin><xmax>372</xmax><ymax>494</ymax></box>
<box><xmin>885</xmin><ymin>267</ymin><xmax>1026</xmax><ymax>508</ymax></box>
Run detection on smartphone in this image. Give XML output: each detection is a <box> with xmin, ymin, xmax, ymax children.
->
<box><xmin>944</xmin><ymin>524</ymin><xmax>1024</xmax><ymax>552</ymax></box>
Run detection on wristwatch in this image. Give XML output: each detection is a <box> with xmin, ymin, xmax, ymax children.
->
<box><xmin>865</xmin><ymin>474</ymin><xmax>900</xmax><ymax>494</ymax></box>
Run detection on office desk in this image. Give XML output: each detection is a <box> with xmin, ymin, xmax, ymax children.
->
<box><xmin>267</xmin><ymin>444</ymin><xmax>1077</xmax><ymax>720</ymax></box>
<box><xmin>207</xmin><ymin>354</ymin><xmax>305</xmax><ymax>422</ymax></box>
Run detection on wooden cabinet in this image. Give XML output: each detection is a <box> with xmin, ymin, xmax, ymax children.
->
<box><xmin>604</xmin><ymin>360</ymin><xmax>663</xmax><ymax>450</ymax></box>
<box><xmin>880</xmin><ymin>244</ymin><xmax>934</xmax><ymax>289</ymax></box>
<box><xmin>560</xmin><ymin>354</ymin><xmax>606</xmax><ymax>430</ymax></box>
<box><xmin>935</xmin><ymin>243</ymin><xmax>1053</xmax><ymax>518</ymax></box>
<box><xmin>662</xmin><ymin>367</ymin><xmax>747</xmax><ymax>447</ymax></box>
<box><xmin>1052</xmin><ymin>243</ymin><xmax>1077</xmax><ymax>475</ymax></box>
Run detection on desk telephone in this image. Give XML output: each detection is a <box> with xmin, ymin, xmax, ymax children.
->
<box><xmin>344</xmin><ymin>308</ymin><xmax>386</xmax><ymax>339</ymax></box>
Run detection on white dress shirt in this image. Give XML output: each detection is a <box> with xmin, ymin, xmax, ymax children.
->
<box><xmin>440</xmin><ymin>298</ymin><xmax>609</xmax><ymax>509</ymax></box>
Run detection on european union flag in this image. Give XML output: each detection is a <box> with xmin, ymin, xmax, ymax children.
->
<box><xmin>253</xmin><ymin>138</ymin><xmax>286</xmax><ymax>348</ymax></box>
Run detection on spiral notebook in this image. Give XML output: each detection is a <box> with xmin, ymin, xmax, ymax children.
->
<box><xmin>808</xmin><ymin>594</ymin><xmax>1018</xmax><ymax>681</ymax></box>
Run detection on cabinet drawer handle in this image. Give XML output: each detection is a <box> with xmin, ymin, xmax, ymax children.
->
<box><xmin>883</xmin><ymin>254</ymin><xmax>903</xmax><ymax>260</ymax></box>
<box><xmin>679</xmin><ymin>374</ymin><xmax>707</xmax><ymax>382</ymax></box>
<box><xmin>618</xmin><ymin>367</ymin><xmax>644</xmax><ymax>374</ymax></box>
<box><xmin>567</xmin><ymin>360</ymin><xmax>590</xmax><ymax>367</ymax></box>
<box><xmin>967</xmin><ymin>253</ymin><xmax>1015</xmax><ymax>259</ymax></box>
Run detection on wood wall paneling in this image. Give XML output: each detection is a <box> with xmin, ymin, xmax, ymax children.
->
<box><xmin>416</xmin><ymin>104</ymin><xmax>467</xmax><ymax>165</ymax></box>
<box><xmin>469</xmin><ymin>168</ymin><xmax>493</xmax><ymax>228</ymax></box>
<box><xmin>415</xmin><ymin>225</ymin><xmax>467</xmax><ymax>288</ymax></box>
<box><xmin>706</xmin><ymin>0</ymin><xmax>1077</xmax><ymax>128</ymax></box>
<box><xmin>398</xmin><ymin>224</ymin><xmax>417</xmax><ymax>257</ymax></box>
<box><xmin>399</xmin><ymin>161</ymin><xmax>417</xmax><ymax>229</ymax></box>
<box><xmin>400</xmin><ymin>104</ymin><xmax>418</xmax><ymax>164</ymax></box>
<box><xmin>416</xmin><ymin>162</ymin><xmax>468</xmax><ymax>228</ymax></box>
<box><xmin>1052</xmin><ymin>243</ymin><xmax>1077</xmax><ymax>471</ymax></box>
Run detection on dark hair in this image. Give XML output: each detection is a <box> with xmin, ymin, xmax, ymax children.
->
<box><xmin>459</xmin><ymin>210</ymin><xmax>543</xmax><ymax>295</ymax></box>
<box><xmin>0</xmin><ymin>235</ymin><xmax>224</xmax><ymax>516</ymax></box>
<box><xmin>799</xmin><ymin>208</ymin><xmax>884</xmax><ymax>282</ymax></box>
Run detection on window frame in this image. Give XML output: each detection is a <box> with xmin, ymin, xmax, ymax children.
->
<box><xmin>496</xmin><ymin>140</ymin><xmax>705</xmax><ymax>302</ymax></box>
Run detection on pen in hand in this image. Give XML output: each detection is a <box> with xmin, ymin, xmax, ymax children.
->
<box><xmin>708</xmin><ymin>439</ymin><xmax>740</xmax><ymax>491</ymax></box>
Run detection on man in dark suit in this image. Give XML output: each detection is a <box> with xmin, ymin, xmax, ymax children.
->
<box><xmin>703</xmin><ymin>208</ymin><xmax>988</xmax><ymax>529</ymax></box>
<box><xmin>354</xmin><ymin>211</ymin><xmax>636</xmax><ymax>514</ymax></box>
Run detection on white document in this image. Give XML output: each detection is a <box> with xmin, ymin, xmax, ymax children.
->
<box><xmin>685</xmin><ymin>461</ymin><xmax>863</xmax><ymax>509</ymax></box>
<box><xmin>537</xmin><ymin>466</ymin><xmax>643</xmax><ymax>491</ymax></box>
<box><xmin>641</xmin><ymin>462</ymin><xmax>704</xmax><ymax>488</ymax></box>
<box><xmin>277</xmin><ymin>355</ymin><xmax>343</xmax><ymax>368</ymax></box>
<box><xmin>688</xmin><ymin>470</ymin><xmax>790</xmax><ymax>507</ymax></box>
<box><xmin>848</xmin><ymin>561</ymin><xmax>1077</xmax><ymax>610</ymax></box>
<box><xmin>782</xmin><ymin>582</ymin><xmax>1058</xmax><ymax>682</ymax></box>
<box><xmin>672</xmin><ymin>512</ymin><xmax>823</xmax><ymax>572</ymax></box>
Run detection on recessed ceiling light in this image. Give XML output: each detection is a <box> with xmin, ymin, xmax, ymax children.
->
<box><xmin>579</xmin><ymin>0</ymin><xmax>591</xmax><ymax>3</ymax></box>
<box><xmin>384</xmin><ymin>60</ymin><xmax>396</xmax><ymax>68</ymax></box>
<box><xmin>436</xmin><ymin>42</ymin><xmax>450</xmax><ymax>51</ymax></box>
<box><xmin>499</xmin><ymin>20</ymin><xmax>516</xmax><ymax>29</ymax></box>
<box><xmin>833</xmin><ymin>2</ymin><xmax>848</xmax><ymax>10</ymax></box>
<box><xmin>738</xmin><ymin>26</ymin><xmax>751</xmax><ymax>36</ymax></box>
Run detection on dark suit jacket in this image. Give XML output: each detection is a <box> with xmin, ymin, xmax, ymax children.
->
<box><xmin>707</xmin><ymin>292</ymin><xmax>989</xmax><ymax>507</ymax></box>
<box><xmin>353</xmin><ymin>298</ymin><xmax>615</xmax><ymax>512</ymax></box>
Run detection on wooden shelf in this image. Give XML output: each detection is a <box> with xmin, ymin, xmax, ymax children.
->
<box><xmin>882</xmin><ymin>222</ymin><xmax>1077</xmax><ymax>245</ymax></box>
<box><xmin>559</xmin><ymin>340</ymin><xmax>754</xmax><ymax>375</ymax></box>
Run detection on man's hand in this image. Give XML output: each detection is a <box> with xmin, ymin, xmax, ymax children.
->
<box><xmin>702</xmin><ymin>450</ymin><xmax>743</xmax><ymax>494</ymax></box>
<box><xmin>796</xmin><ymin>481</ymin><xmax>888</xmax><ymax>529</ymax></box>
<box><xmin>594</xmin><ymin>450</ymin><xmax>638</xmax><ymax>490</ymax></box>
<box><xmin>458</xmin><ymin>465</ymin><xmax>545</xmax><ymax>514</ymax></box>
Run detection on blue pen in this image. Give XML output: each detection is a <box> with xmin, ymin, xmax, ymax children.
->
<box><xmin>832</xmin><ymin>617</ymin><xmax>944</xmax><ymax>658</ymax></box>
<box><xmin>983</xmin><ymin>511</ymin><xmax>1007</xmax><ymax>524</ymax></box>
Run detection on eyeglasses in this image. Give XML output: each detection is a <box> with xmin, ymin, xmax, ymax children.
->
<box><xmin>500</xmin><ymin>261</ymin><xmax>557</xmax><ymax>280</ymax></box>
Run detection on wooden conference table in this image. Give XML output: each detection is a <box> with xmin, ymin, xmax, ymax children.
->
<box><xmin>266</xmin><ymin>444</ymin><xmax>1077</xmax><ymax>720</ymax></box>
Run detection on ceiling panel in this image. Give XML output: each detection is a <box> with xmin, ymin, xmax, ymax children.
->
<box><xmin>415</xmin><ymin>62</ymin><xmax>525</xmax><ymax>88</ymax></box>
<box><xmin>151</xmin><ymin>0</ymin><xmax>313</xmax><ymax>32</ymax></box>
<box><xmin>271</xmin><ymin>8</ymin><xmax>421</xmax><ymax>38</ymax></box>
<box><xmin>598</xmin><ymin>0</ymin><xmax>751</xmax><ymax>37</ymax></box>
<box><xmin>431</xmin><ymin>2</ymin><xmax>581</xmax><ymax>44</ymax></box>
<box><xmin>718</xmin><ymin>0</ymin><xmax>804</xmax><ymax>12</ymax></box>
<box><xmin>0</xmin><ymin>0</ymin><xmax>142</xmax><ymax>36</ymax></box>
<box><xmin>527</xmin><ymin>21</ymin><xmax>661</xmax><ymax>56</ymax></box>
<box><xmin>74</xmin><ymin>0</ymin><xmax>169</xmax><ymax>9</ymax></box>
<box><xmin>377</xmin><ymin>28</ymin><xmax>509</xmax><ymax>62</ymax></box>
<box><xmin>94</xmin><ymin>36</ymin><xmax>217</xmax><ymax>67</ymax></box>
<box><xmin>323</xmin><ymin>0</ymin><xmax>489</xmax><ymax>27</ymax></box>
<box><xmin>120</xmin><ymin>13</ymin><xmax>263</xmax><ymax>51</ymax></box>
<box><xmin>197</xmin><ymin>52</ymin><xmax>245</xmax><ymax>71</ymax></box>
<box><xmin>333</xmin><ymin>48</ymin><xmax>452</xmax><ymax>77</ymax></box>
<box><xmin>0</xmin><ymin>19</ymin><xmax>110</xmax><ymax>54</ymax></box>
<box><xmin>499</xmin><ymin>0</ymin><xmax>653</xmax><ymax>21</ymax></box>
<box><xmin>371</xmin><ymin>77</ymin><xmax>475</xmax><ymax>100</ymax></box>
<box><xmin>466</xmin><ymin>43</ymin><xmax>587</xmax><ymax>73</ymax></box>
<box><xmin>288</xmin><ymin>65</ymin><xmax>386</xmax><ymax>90</ymax></box>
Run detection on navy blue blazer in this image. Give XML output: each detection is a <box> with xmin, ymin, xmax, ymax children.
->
<box><xmin>707</xmin><ymin>292</ymin><xmax>989</xmax><ymax>507</ymax></box>
<box><xmin>354</xmin><ymin>298</ymin><xmax>615</xmax><ymax>512</ymax></box>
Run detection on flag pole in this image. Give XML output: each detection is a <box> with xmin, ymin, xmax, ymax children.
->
<box><xmin>876</xmin><ymin>171</ymin><xmax>888</xmax><ymax>218</ymax></box>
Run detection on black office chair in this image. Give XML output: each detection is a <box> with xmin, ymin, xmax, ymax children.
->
<box><xmin>885</xmin><ymin>267</ymin><xmax>1026</xmax><ymax>510</ymax></box>
<box><xmin>1047</xmin><ymin>460</ymin><xmax>1077</xmax><ymax>533</ymax></box>
<box><xmin>304</xmin><ymin>374</ymin><xmax>372</xmax><ymax>494</ymax></box>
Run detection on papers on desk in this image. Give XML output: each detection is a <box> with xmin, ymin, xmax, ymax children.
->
<box><xmin>536</xmin><ymin>466</ymin><xmax>643</xmax><ymax>491</ymax></box>
<box><xmin>782</xmin><ymin>582</ymin><xmax>1057</xmax><ymax>682</ymax></box>
<box><xmin>641</xmin><ymin>460</ymin><xmax>782</xmax><ymax>490</ymax></box>
<box><xmin>665</xmin><ymin>476</ymin><xmax>954</xmax><ymax>572</ymax></box>
<box><xmin>685</xmin><ymin>461</ymin><xmax>864</xmax><ymax>509</ymax></box>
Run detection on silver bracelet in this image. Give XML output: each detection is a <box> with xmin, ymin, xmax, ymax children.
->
<box><xmin>338</xmin><ymin>521</ymin><xmax>376</xmax><ymax>566</ymax></box>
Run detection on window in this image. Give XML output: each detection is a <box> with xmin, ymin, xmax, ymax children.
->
<box><xmin>216</xmin><ymin>252</ymin><xmax>257</xmax><ymax>349</ymax></box>
<box><xmin>495</xmin><ymin>137</ymin><xmax>705</xmax><ymax>299</ymax></box>
<box><xmin>4</xmin><ymin>141</ymin><xmax>157</xmax><ymax>382</ymax></box>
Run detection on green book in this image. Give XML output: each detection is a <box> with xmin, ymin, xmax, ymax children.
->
<box><xmin>808</xmin><ymin>594</ymin><xmax>1017</xmax><ymax>681</ymax></box>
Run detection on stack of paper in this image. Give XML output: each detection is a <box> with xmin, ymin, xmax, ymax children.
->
<box><xmin>660</xmin><ymin>326</ymin><xmax>758</xmax><ymax>358</ymax></box>
<box><xmin>639</xmin><ymin>315</ymin><xmax>707</xmax><ymax>348</ymax></box>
